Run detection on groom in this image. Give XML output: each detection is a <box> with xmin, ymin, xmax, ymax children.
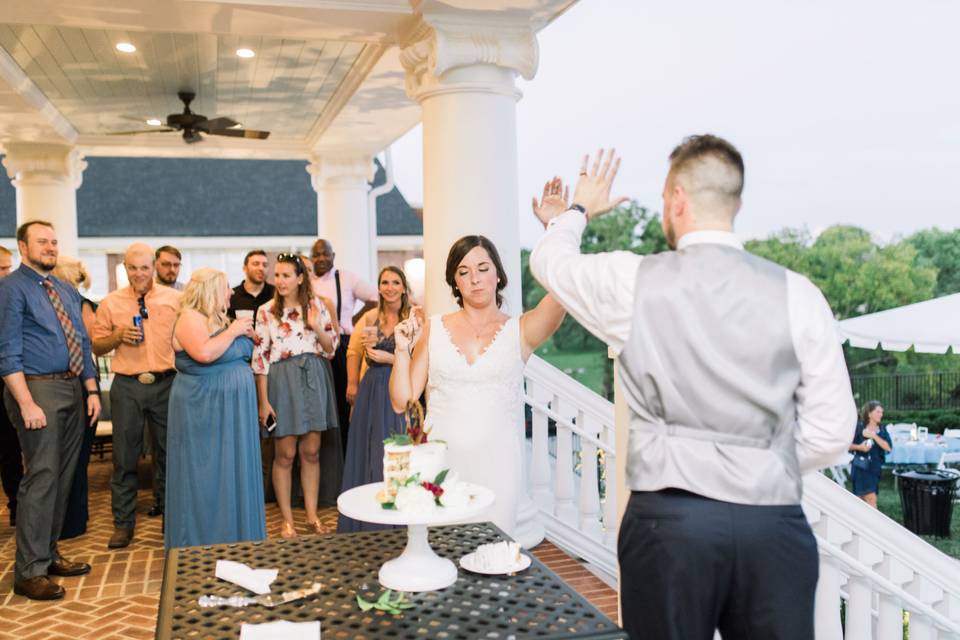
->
<box><xmin>529</xmin><ymin>136</ymin><xmax>856</xmax><ymax>640</ymax></box>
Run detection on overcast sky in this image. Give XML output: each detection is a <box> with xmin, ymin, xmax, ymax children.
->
<box><xmin>391</xmin><ymin>0</ymin><xmax>960</xmax><ymax>249</ymax></box>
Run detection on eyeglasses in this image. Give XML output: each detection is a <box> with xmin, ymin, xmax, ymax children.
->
<box><xmin>276</xmin><ymin>253</ymin><xmax>304</xmax><ymax>275</ymax></box>
<box><xmin>137</xmin><ymin>295</ymin><xmax>149</xmax><ymax>319</ymax></box>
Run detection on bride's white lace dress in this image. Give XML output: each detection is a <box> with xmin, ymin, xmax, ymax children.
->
<box><xmin>424</xmin><ymin>314</ymin><xmax>524</xmax><ymax>538</ymax></box>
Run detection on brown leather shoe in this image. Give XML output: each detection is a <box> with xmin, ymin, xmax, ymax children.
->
<box><xmin>14</xmin><ymin>576</ymin><xmax>65</xmax><ymax>600</ymax></box>
<box><xmin>49</xmin><ymin>558</ymin><xmax>91</xmax><ymax>577</ymax></box>
<box><xmin>108</xmin><ymin>527</ymin><xmax>134</xmax><ymax>549</ymax></box>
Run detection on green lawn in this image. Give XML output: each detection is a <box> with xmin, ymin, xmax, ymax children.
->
<box><xmin>856</xmin><ymin>471</ymin><xmax>960</xmax><ymax>559</ymax></box>
<box><xmin>535</xmin><ymin>344</ymin><xmax>609</xmax><ymax>397</ymax></box>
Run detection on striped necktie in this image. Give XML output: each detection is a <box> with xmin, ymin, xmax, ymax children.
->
<box><xmin>42</xmin><ymin>279</ymin><xmax>85</xmax><ymax>377</ymax></box>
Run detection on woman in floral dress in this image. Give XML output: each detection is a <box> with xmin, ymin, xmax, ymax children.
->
<box><xmin>252</xmin><ymin>253</ymin><xmax>339</xmax><ymax>537</ymax></box>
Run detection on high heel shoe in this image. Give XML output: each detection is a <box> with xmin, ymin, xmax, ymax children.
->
<box><xmin>311</xmin><ymin>519</ymin><xmax>331</xmax><ymax>535</ymax></box>
<box><xmin>280</xmin><ymin>520</ymin><xmax>298</xmax><ymax>539</ymax></box>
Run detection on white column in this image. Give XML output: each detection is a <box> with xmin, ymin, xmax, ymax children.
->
<box><xmin>307</xmin><ymin>155</ymin><xmax>375</xmax><ymax>284</ymax></box>
<box><xmin>400</xmin><ymin>15</ymin><xmax>537</xmax><ymax>316</ymax></box>
<box><xmin>2</xmin><ymin>143</ymin><xmax>86</xmax><ymax>258</ymax></box>
<box><xmin>401</xmin><ymin>13</ymin><xmax>541</xmax><ymax>547</ymax></box>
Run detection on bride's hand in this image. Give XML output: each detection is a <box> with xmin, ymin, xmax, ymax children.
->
<box><xmin>394</xmin><ymin>315</ymin><xmax>422</xmax><ymax>356</ymax></box>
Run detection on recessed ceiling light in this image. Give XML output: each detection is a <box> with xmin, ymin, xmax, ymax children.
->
<box><xmin>116</xmin><ymin>42</ymin><xmax>136</xmax><ymax>53</ymax></box>
<box><xmin>146</xmin><ymin>118</ymin><xmax>162</xmax><ymax>126</ymax></box>
<box><xmin>236</xmin><ymin>48</ymin><xmax>255</xmax><ymax>58</ymax></box>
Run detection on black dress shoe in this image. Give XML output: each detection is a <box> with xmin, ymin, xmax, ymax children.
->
<box><xmin>148</xmin><ymin>504</ymin><xmax>163</xmax><ymax>517</ymax></box>
<box><xmin>14</xmin><ymin>576</ymin><xmax>65</xmax><ymax>600</ymax></box>
<box><xmin>49</xmin><ymin>558</ymin><xmax>92</xmax><ymax>577</ymax></box>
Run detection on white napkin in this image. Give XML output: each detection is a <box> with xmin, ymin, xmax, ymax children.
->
<box><xmin>215</xmin><ymin>560</ymin><xmax>278</xmax><ymax>595</ymax></box>
<box><xmin>239</xmin><ymin>620</ymin><xmax>320</xmax><ymax>640</ymax></box>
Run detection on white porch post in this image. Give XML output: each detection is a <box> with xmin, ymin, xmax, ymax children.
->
<box><xmin>2</xmin><ymin>143</ymin><xmax>86</xmax><ymax>258</ymax></box>
<box><xmin>400</xmin><ymin>15</ymin><xmax>537</xmax><ymax>317</ymax></box>
<box><xmin>400</xmin><ymin>13</ymin><xmax>541</xmax><ymax>548</ymax></box>
<box><xmin>307</xmin><ymin>155</ymin><xmax>375</xmax><ymax>284</ymax></box>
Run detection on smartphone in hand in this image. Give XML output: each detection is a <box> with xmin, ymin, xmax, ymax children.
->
<box><xmin>264</xmin><ymin>414</ymin><xmax>277</xmax><ymax>433</ymax></box>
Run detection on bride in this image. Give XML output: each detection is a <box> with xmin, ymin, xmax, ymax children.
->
<box><xmin>389</xmin><ymin>224</ymin><xmax>566</xmax><ymax>540</ymax></box>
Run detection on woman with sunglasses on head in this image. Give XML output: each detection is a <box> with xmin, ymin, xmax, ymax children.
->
<box><xmin>337</xmin><ymin>266</ymin><xmax>419</xmax><ymax>533</ymax></box>
<box><xmin>252</xmin><ymin>253</ymin><xmax>340</xmax><ymax>538</ymax></box>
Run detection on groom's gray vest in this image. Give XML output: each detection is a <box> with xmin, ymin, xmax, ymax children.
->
<box><xmin>617</xmin><ymin>243</ymin><xmax>804</xmax><ymax>505</ymax></box>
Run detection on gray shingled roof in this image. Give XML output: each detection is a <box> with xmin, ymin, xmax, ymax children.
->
<box><xmin>0</xmin><ymin>156</ymin><xmax>419</xmax><ymax>238</ymax></box>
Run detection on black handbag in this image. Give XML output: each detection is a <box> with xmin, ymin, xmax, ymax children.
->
<box><xmin>851</xmin><ymin>453</ymin><xmax>871</xmax><ymax>471</ymax></box>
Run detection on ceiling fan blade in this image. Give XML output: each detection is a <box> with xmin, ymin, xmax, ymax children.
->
<box><xmin>105</xmin><ymin>129</ymin><xmax>177</xmax><ymax>135</ymax></box>
<box><xmin>197</xmin><ymin>117</ymin><xmax>239</xmax><ymax>132</ymax></box>
<box><xmin>207</xmin><ymin>128</ymin><xmax>270</xmax><ymax>140</ymax></box>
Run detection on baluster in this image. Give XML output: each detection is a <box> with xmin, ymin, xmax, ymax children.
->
<box><xmin>906</xmin><ymin>576</ymin><xmax>943</xmax><ymax>640</ymax></box>
<box><xmin>876</xmin><ymin>593</ymin><xmax>902</xmax><ymax>640</ymax></box>
<box><xmin>554</xmin><ymin>396</ymin><xmax>577</xmax><ymax>524</ymax></box>
<box><xmin>814</xmin><ymin>556</ymin><xmax>844</xmax><ymax>640</ymax></box>
<box><xmin>528</xmin><ymin>380</ymin><xmax>552</xmax><ymax>509</ymax></box>
<box><xmin>601</xmin><ymin>419</ymin><xmax>618</xmax><ymax>548</ymax></box>
<box><xmin>577</xmin><ymin>410</ymin><xmax>602</xmax><ymax>540</ymax></box>
<box><xmin>845</xmin><ymin>576</ymin><xmax>873</xmax><ymax>640</ymax></box>
<box><xmin>908</xmin><ymin>613</ymin><xmax>934</xmax><ymax>640</ymax></box>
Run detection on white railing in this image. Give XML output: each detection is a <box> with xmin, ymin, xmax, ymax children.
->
<box><xmin>523</xmin><ymin>355</ymin><xmax>619</xmax><ymax>584</ymax></box>
<box><xmin>523</xmin><ymin>354</ymin><xmax>960</xmax><ymax>637</ymax></box>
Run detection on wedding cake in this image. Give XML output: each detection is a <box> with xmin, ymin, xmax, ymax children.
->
<box><xmin>377</xmin><ymin>402</ymin><xmax>471</xmax><ymax>512</ymax></box>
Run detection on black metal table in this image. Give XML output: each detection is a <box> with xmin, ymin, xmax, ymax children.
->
<box><xmin>157</xmin><ymin>522</ymin><xmax>626</xmax><ymax>639</ymax></box>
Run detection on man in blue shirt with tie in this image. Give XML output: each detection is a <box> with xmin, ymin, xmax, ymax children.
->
<box><xmin>0</xmin><ymin>221</ymin><xmax>102</xmax><ymax>601</ymax></box>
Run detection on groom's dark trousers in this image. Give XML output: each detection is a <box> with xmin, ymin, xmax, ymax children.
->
<box><xmin>618</xmin><ymin>489</ymin><xmax>819</xmax><ymax>640</ymax></box>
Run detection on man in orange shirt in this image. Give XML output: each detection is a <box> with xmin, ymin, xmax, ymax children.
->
<box><xmin>92</xmin><ymin>244</ymin><xmax>180</xmax><ymax>549</ymax></box>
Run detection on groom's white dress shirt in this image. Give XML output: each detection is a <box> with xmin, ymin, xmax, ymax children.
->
<box><xmin>530</xmin><ymin>210</ymin><xmax>855</xmax><ymax>477</ymax></box>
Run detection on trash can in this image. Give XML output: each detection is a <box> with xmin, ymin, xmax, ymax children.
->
<box><xmin>894</xmin><ymin>469</ymin><xmax>958</xmax><ymax>537</ymax></box>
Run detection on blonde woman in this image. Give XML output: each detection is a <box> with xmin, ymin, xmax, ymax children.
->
<box><xmin>52</xmin><ymin>257</ymin><xmax>98</xmax><ymax>540</ymax></box>
<box><xmin>165</xmin><ymin>268</ymin><xmax>265</xmax><ymax>549</ymax></box>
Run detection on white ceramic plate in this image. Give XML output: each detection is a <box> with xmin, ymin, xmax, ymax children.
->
<box><xmin>459</xmin><ymin>551</ymin><xmax>532</xmax><ymax>575</ymax></box>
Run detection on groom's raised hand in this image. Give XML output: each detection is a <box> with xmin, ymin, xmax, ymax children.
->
<box><xmin>572</xmin><ymin>148</ymin><xmax>629</xmax><ymax>220</ymax></box>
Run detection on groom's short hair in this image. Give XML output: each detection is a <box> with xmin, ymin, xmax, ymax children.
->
<box><xmin>668</xmin><ymin>134</ymin><xmax>744</xmax><ymax>220</ymax></box>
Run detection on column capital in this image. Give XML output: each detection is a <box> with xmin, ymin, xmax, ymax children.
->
<box><xmin>306</xmin><ymin>154</ymin><xmax>373</xmax><ymax>192</ymax></box>
<box><xmin>2</xmin><ymin>142</ymin><xmax>87</xmax><ymax>190</ymax></box>
<box><xmin>399</xmin><ymin>12</ymin><xmax>538</xmax><ymax>101</ymax></box>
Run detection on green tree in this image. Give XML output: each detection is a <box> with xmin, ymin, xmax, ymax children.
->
<box><xmin>907</xmin><ymin>228</ymin><xmax>960</xmax><ymax>297</ymax></box>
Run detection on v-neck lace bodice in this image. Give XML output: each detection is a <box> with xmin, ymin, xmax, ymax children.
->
<box><xmin>424</xmin><ymin>314</ymin><xmax>525</xmax><ymax>537</ymax></box>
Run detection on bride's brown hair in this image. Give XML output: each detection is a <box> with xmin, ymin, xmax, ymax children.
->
<box><xmin>445</xmin><ymin>235</ymin><xmax>508</xmax><ymax>309</ymax></box>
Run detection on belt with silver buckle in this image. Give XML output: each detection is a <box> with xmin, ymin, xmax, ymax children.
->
<box><xmin>125</xmin><ymin>370</ymin><xmax>175</xmax><ymax>385</ymax></box>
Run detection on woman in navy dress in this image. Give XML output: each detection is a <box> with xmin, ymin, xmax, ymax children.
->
<box><xmin>849</xmin><ymin>400</ymin><xmax>893</xmax><ymax>509</ymax></box>
<box><xmin>165</xmin><ymin>268</ymin><xmax>266</xmax><ymax>549</ymax></box>
<box><xmin>337</xmin><ymin>266</ymin><xmax>414</xmax><ymax>533</ymax></box>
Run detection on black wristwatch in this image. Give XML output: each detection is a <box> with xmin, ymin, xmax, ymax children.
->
<box><xmin>569</xmin><ymin>203</ymin><xmax>587</xmax><ymax>217</ymax></box>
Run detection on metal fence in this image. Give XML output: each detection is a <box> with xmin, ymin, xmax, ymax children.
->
<box><xmin>850</xmin><ymin>371</ymin><xmax>960</xmax><ymax>410</ymax></box>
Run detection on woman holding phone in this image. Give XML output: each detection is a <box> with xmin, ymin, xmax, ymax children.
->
<box><xmin>252</xmin><ymin>253</ymin><xmax>340</xmax><ymax>538</ymax></box>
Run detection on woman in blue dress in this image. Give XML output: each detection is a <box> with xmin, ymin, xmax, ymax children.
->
<box><xmin>337</xmin><ymin>266</ymin><xmax>414</xmax><ymax>533</ymax></box>
<box><xmin>849</xmin><ymin>400</ymin><xmax>893</xmax><ymax>509</ymax></box>
<box><xmin>165</xmin><ymin>268</ymin><xmax>266</xmax><ymax>549</ymax></box>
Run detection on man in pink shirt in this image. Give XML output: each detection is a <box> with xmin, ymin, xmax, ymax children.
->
<box><xmin>92</xmin><ymin>244</ymin><xmax>181</xmax><ymax>549</ymax></box>
<box><xmin>309</xmin><ymin>239</ymin><xmax>377</xmax><ymax>452</ymax></box>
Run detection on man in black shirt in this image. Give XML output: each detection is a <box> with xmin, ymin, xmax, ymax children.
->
<box><xmin>227</xmin><ymin>250</ymin><xmax>275</xmax><ymax>324</ymax></box>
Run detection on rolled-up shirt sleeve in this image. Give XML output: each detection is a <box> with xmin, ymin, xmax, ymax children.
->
<box><xmin>529</xmin><ymin>210</ymin><xmax>642</xmax><ymax>355</ymax></box>
<box><xmin>788</xmin><ymin>271</ymin><xmax>858</xmax><ymax>473</ymax></box>
<box><xmin>0</xmin><ymin>282</ymin><xmax>25</xmax><ymax>377</ymax></box>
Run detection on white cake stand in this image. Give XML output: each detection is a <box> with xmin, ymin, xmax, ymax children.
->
<box><xmin>337</xmin><ymin>482</ymin><xmax>495</xmax><ymax>592</ymax></box>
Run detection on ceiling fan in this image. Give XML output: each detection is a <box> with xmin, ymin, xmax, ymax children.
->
<box><xmin>108</xmin><ymin>91</ymin><xmax>270</xmax><ymax>144</ymax></box>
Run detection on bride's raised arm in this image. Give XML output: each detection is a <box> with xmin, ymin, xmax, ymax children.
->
<box><xmin>389</xmin><ymin>313</ymin><xmax>430</xmax><ymax>413</ymax></box>
<box><xmin>519</xmin><ymin>293</ymin><xmax>565</xmax><ymax>362</ymax></box>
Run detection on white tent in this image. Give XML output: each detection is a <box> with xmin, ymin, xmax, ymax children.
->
<box><xmin>838</xmin><ymin>293</ymin><xmax>960</xmax><ymax>353</ymax></box>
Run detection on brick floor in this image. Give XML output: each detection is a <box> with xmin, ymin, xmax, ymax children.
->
<box><xmin>0</xmin><ymin>456</ymin><xmax>619</xmax><ymax>635</ymax></box>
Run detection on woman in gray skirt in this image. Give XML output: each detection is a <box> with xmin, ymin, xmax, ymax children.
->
<box><xmin>252</xmin><ymin>253</ymin><xmax>339</xmax><ymax>538</ymax></box>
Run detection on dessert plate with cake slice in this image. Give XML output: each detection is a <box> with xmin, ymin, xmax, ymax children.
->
<box><xmin>459</xmin><ymin>541</ymin><xmax>532</xmax><ymax>575</ymax></box>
